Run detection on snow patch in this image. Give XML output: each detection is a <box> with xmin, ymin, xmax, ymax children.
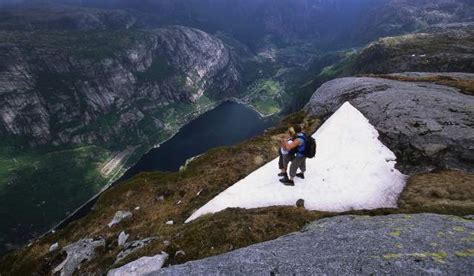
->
<box><xmin>186</xmin><ymin>102</ymin><xmax>407</xmax><ymax>223</ymax></box>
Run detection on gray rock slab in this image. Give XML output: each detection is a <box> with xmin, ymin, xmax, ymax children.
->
<box><xmin>304</xmin><ymin>76</ymin><xmax>474</xmax><ymax>173</ymax></box>
<box><xmin>155</xmin><ymin>214</ymin><xmax>473</xmax><ymax>275</ymax></box>
<box><xmin>108</xmin><ymin>253</ymin><xmax>168</xmax><ymax>276</ymax></box>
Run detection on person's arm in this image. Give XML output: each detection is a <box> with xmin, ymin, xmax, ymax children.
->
<box><xmin>282</xmin><ymin>138</ymin><xmax>300</xmax><ymax>151</ymax></box>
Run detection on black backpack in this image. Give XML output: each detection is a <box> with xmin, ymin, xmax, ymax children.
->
<box><xmin>303</xmin><ymin>134</ymin><xmax>317</xmax><ymax>158</ymax></box>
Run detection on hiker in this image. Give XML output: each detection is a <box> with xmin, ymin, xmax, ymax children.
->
<box><xmin>278</xmin><ymin>127</ymin><xmax>296</xmax><ymax>179</ymax></box>
<box><xmin>280</xmin><ymin>125</ymin><xmax>306</xmax><ymax>186</ymax></box>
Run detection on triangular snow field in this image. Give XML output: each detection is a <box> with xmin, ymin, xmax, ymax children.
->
<box><xmin>186</xmin><ymin>102</ymin><xmax>407</xmax><ymax>223</ymax></box>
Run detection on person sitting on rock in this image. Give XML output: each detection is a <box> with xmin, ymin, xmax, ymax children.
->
<box><xmin>278</xmin><ymin>127</ymin><xmax>295</xmax><ymax>179</ymax></box>
<box><xmin>280</xmin><ymin>124</ymin><xmax>306</xmax><ymax>186</ymax></box>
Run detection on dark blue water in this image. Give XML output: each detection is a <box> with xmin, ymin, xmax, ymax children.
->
<box><xmin>121</xmin><ymin>101</ymin><xmax>272</xmax><ymax>178</ymax></box>
<box><xmin>55</xmin><ymin>101</ymin><xmax>272</xmax><ymax>230</ymax></box>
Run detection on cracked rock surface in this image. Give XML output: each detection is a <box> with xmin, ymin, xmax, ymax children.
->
<box><xmin>304</xmin><ymin>76</ymin><xmax>474</xmax><ymax>173</ymax></box>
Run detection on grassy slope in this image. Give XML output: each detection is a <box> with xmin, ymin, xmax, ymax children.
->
<box><xmin>1</xmin><ymin>105</ymin><xmax>473</xmax><ymax>275</ymax></box>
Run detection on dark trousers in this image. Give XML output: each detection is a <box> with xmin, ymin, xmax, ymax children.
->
<box><xmin>289</xmin><ymin>155</ymin><xmax>306</xmax><ymax>179</ymax></box>
<box><xmin>278</xmin><ymin>149</ymin><xmax>293</xmax><ymax>171</ymax></box>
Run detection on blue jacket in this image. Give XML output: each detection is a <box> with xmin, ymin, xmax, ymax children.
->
<box><xmin>295</xmin><ymin>133</ymin><xmax>306</xmax><ymax>157</ymax></box>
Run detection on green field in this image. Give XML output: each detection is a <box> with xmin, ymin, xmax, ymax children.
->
<box><xmin>245</xmin><ymin>79</ymin><xmax>284</xmax><ymax>116</ymax></box>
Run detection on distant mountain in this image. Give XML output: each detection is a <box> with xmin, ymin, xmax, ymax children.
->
<box><xmin>5</xmin><ymin>0</ymin><xmax>471</xmax><ymax>49</ymax></box>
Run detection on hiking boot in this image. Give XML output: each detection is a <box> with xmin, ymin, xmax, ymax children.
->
<box><xmin>280</xmin><ymin>178</ymin><xmax>294</xmax><ymax>186</ymax></box>
<box><xmin>278</xmin><ymin>172</ymin><xmax>287</xmax><ymax>177</ymax></box>
<box><xmin>296</xmin><ymin>172</ymin><xmax>305</xmax><ymax>179</ymax></box>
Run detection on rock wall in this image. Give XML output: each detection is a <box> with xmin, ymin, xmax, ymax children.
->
<box><xmin>304</xmin><ymin>76</ymin><xmax>474</xmax><ymax>174</ymax></box>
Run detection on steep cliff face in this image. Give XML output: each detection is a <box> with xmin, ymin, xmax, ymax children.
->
<box><xmin>0</xmin><ymin>25</ymin><xmax>239</xmax><ymax>147</ymax></box>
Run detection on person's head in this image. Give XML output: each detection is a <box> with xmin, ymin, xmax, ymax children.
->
<box><xmin>287</xmin><ymin>127</ymin><xmax>296</xmax><ymax>137</ymax></box>
<box><xmin>293</xmin><ymin>124</ymin><xmax>302</xmax><ymax>134</ymax></box>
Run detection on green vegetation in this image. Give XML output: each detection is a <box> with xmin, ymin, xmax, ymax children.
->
<box><xmin>245</xmin><ymin>79</ymin><xmax>284</xmax><ymax>116</ymax></box>
<box><xmin>250</xmin><ymin>98</ymin><xmax>280</xmax><ymax>115</ymax></box>
<box><xmin>153</xmin><ymin>95</ymin><xmax>217</xmax><ymax>131</ymax></box>
<box><xmin>389</xmin><ymin>229</ymin><xmax>402</xmax><ymax>237</ymax></box>
<box><xmin>455</xmin><ymin>249</ymin><xmax>474</xmax><ymax>257</ymax></box>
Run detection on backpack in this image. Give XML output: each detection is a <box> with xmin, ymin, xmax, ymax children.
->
<box><xmin>303</xmin><ymin>134</ymin><xmax>317</xmax><ymax>158</ymax></box>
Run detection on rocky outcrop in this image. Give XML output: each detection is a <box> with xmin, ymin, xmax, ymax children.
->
<box><xmin>156</xmin><ymin>214</ymin><xmax>474</xmax><ymax>275</ymax></box>
<box><xmin>305</xmin><ymin>76</ymin><xmax>474</xmax><ymax>173</ymax></box>
<box><xmin>350</xmin><ymin>26</ymin><xmax>474</xmax><ymax>74</ymax></box>
<box><xmin>0</xmin><ymin>25</ymin><xmax>239</xmax><ymax>146</ymax></box>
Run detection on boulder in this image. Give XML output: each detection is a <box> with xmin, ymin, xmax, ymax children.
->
<box><xmin>156</xmin><ymin>214</ymin><xmax>474</xmax><ymax>275</ymax></box>
<box><xmin>304</xmin><ymin>76</ymin><xmax>474</xmax><ymax>174</ymax></box>
<box><xmin>49</xmin><ymin>242</ymin><xmax>59</xmax><ymax>252</ymax></box>
<box><xmin>52</xmin><ymin>238</ymin><xmax>105</xmax><ymax>276</ymax></box>
<box><xmin>108</xmin><ymin>211</ymin><xmax>133</xmax><ymax>228</ymax></box>
<box><xmin>108</xmin><ymin>252</ymin><xmax>169</xmax><ymax>276</ymax></box>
